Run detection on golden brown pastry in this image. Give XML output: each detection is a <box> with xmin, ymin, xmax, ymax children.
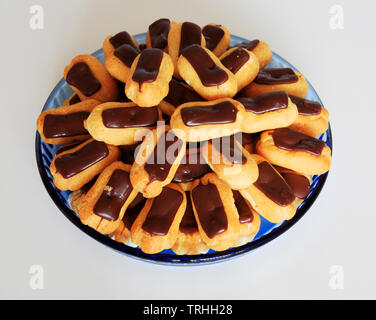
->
<box><xmin>37</xmin><ymin>99</ymin><xmax>100</xmax><ymax>145</ymax></box>
<box><xmin>170</xmin><ymin>98</ymin><xmax>244</xmax><ymax>142</ymax></box>
<box><xmin>50</xmin><ymin>138</ymin><xmax>120</xmax><ymax>191</ymax></box>
<box><xmin>167</xmin><ymin>21</ymin><xmax>206</xmax><ymax>78</ymax></box>
<box><xmin>125</xmin><ymin>48</ymin><xmax>174</xmax><ymax>107</ymax></box>
<box><xmin>85</xmin><ymin>102</ymin><xmax>162</xmax><ymax>146</ymax></box>
<box><xmin>202</xmin><ymin>23</ymin><xmax>230</xmax><ymax>57</ymax></box>
<box><xmin>190</xmin><ymin>173</ymin><xmax>240</xmax><ymax>251</ymax></box>
<box><xmin>64</xmin><ymin>54</ymin><xmax>118</xmax><ymax>102</ymax></box>
<box><xmin>242</xmin><ymin>68</ymin><xmax>308</xmax><ymax>98</ymax></box>
<box><xmin>237</xmin><ymin>91</ymin><xmax>298</xmax><ymax>133</ymax></box>
<box><xmin>177</xmin><ymin>44</ymin><xmax>237</xmax><ymax>100</ymax></box>
<box><xmin>131</xmin><ymin>183</ymin><xmax>187</xmax><ymax>254</ymax></box>
<box><xmin>239</xmin><ymin>154</ymin><xmax>297</xmax><ymax>223</ymax></box>
<box><xmin>78</xmin><ymin>162</ymin><xmax>139</xmax><ymax>234</ymax></box>
<box><xmin>288</xmin><ymin>94</ymin><xmax>329</xmax><ymax>137</ymax></box>
<box><xmin>256</xmin><ymin>128</ymin><xmax>332</xmax><ymax>175</ymax></box>
<box><xmin>202</xmin><ymin>135</ymin><xmax>259</xmax><ymax>189</ymax></box>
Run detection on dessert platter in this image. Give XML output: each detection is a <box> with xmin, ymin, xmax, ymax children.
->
<box><xmin>35</xmin><ymin>19</ymin><xmax>332</xmax><ymax>264</ymax></box>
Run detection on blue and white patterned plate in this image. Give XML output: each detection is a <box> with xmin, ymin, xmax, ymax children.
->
<box><xmin>35</xmin><ymin>33</ymin><xmax>332</xmax><ymax>265</ymax></box>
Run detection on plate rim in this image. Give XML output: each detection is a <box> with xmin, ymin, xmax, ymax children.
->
<box><xmin>35</xmin><ymin>33</ymin><xmax>333</xmax><ymax>265</ymax></box>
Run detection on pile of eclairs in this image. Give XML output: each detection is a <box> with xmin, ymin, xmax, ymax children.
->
<box><xmin>37</xmin><ymin>18</ymin><xmax>331</xmax><ymax>254</ymax></box>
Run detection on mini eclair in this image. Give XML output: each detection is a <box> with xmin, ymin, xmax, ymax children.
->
<box><xmin>78</xmin><ymin>162</ymin><xmax>139</xmax><ymax>234</ymax></box>
<box><xmin>256</xmin><ymin>128</ymin><xmax>332</xmax><ymax>175</ymax></box>
<box><xmin>242</xmin><ymin>67</ymin><xmax>308</xmax><ymax>98</ymax></box>
<box><xmin>50</xmin><ymin>138</ymin><xmax>120</xmax><ymax>191</ymax></box>
<box><xmin>37</xmin><ymin>99</ymin><xmax>100</xmax><ymax>145</ymax></box>
<box><xmin>125</xmin><ymin>48</ymin><xmax>174</xmax><ymax>107</ymax></box>
<box><xmin>131</xmin><ymin>183</ymin><xmax>187</xmax><ymax>254</ymax></box>
<box><xmin>170</xmin><ymin>98</ymin><xmax>244</xmax><ymax>142</ymax></box>
<box><xmin>64</xmin><ymin>54</ymin><xmax>119</xmax><ymax>102</ymax></box>
<box><xmin>85</xmin><ymin>102</ymin><xmax>162</xmax><ymax>146</ymax></box>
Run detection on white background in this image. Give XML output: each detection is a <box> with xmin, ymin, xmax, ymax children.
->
<box><xmin>1</xmin><ymin>0</ymin><xmax>375</xmax><ymax>299</ymax></box>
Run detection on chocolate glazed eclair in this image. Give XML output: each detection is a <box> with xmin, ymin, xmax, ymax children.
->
<box><xmin>219</xmin><ymin>47</ymin><xmax>259</xmax><ymax>92</ymax></box>
<box><xmin>146</xmin><ymin>18</ymin><xmax>173</xmax><ymax>51</ymax></box>
<box><xmin>37</xmin><ymin>99</ymin><xmax>100</xmax><ymax>145</ymax></box>
<box><xmin>131</xmin><ymin>183</ymin><xmax>187</xmax><ymax>254</ymax></box>
<box><xmin>167</xmin><ymin>21</ymin><xmax>206</xmax><ymax>78</ymax></box>
<box><xmin>190</xmin><ymin>173</ymin><xmax>240</xmax><ymax>251</ymax></box>
<box><xmin>85</xmin><ymin>102</ymin><xmax>162</xmax><ymax>146</ymax></box>
<box><xmin>78</xmin><ymin>162</ymin><xmax>139</xmax><ymax>234</ymax></box>
<box><xmin>242</xmin><ymin>67</ymin><xmax>308</xmax><ymax>98</ymax></box>
<box><xmin>130</xmin><ymin>125</ymin><xmax>186</xmax><ymax>198</ymax></box>
<box><xmin>202</xmin><ymin>134</ymin><xmax>259</xmax><ymax>190</ymax></box>
<box><xmin>103</xmin><ymin>30</ymin><xmax>140</xmax><ymax>58</ymax></box>
<box><xmin>50</xmin><ymin>138</ymin><xmax>120</xmax><ymax>191</ymax></box>
<box><xmin>125</xmin><ymin>48</ymin><xmax>174</xmax><ymax>107</ymax></box>
<box><xmin>64</xmin><ymin>54</ymin><xmax>119</xmax><ymax>103</ymax></box>
<box><xmin>237</xmin><ymin>91</ymin><xmax>298</xmax><ymax>134</ymax></box>
<box><xmin>202</xmin><ymin>23</ymin><xmax>230</xmax><ymax>57</ymax></box>
<box><xmin>288</xmin><ymin>94</ymin><xmax>329</xmax><ymax>137</ymax></box>
<box><xmin>239</xmin><ymin>154</ymin><xmax>297</xmax><ymax>223</ymax></box>
<box><xmin>256</xmin><ymin>128</ymin><xmax>332</xmax><ymax>175</ymax></box>
<box><xmin>170</xmin><ymin>98</ymin><xmax>245</xmax><ymax>142</ymax></box>
<box><xmin>234</xmin><ymin>39</ymin><xmax>272</xmax><ymax>69</ymax></box>
<box><xmin>177</xmin><ymin>44</ymin><xmax>238</xmax><ymax>100</ymax></box>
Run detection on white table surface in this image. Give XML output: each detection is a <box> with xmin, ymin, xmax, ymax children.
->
<box><xmin>1</xmin><ymin>0</ymin><xmax>375</xmax><ymax>299</ymax></box>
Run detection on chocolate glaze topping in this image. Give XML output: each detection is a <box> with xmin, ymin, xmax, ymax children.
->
<box><xmin>254</xmin><ymin>161</ymin><xmax>295</xmax><ymax>207</ymax></box>
<box><xmin>255</xmin><ymin>68</ymin><xmax>298</xmax><ymax>85</ymax></box>
<box><xmin>132</xmin><ymin>48</ymin><xmax>163</xmax><ymax>89</ymax></box>
<box><xmin>181</xmin><ymin>101</ymin><xmax>238</xmax><ymax>126</ymax></box>
<box><xmin>271</xmin><ymin>128</ymin><xmax>325</xmax><ymax>156</ymax></box>
<box><xmin>114</xmin><ymin>44</ymin><xmax>140</xmax><ymax>68</ymax></box>
<box><xmin>102</xmin><ymin>106</ymin><xmax>159</xmax><ymax>128</ymax></box>
<box><xmin>144</xmin><ymin>131</ymin><xmax>184</xmax><ymax>182</ymax></box>
<box><xmin>142</xmin><ymin>187</ymin><xmax>183</xmax><ymax>236</ymax></box>
<box><xmin>220</xmin><ymin>48</ymin><xmax>250</xmax><ymax>74</ymax></box>
<box><xmin>179</xmin><ymin>192</ymin><xmax>198</xmax><ymax>234</ymax></box>
<box><xmin>280</xmin><ymin>172</ymin><xmax>310</xmax><ymax>199</ymax></box>
<box><xmin>123</xmin><ymin>198</ymin><xmax>146</xmax><ymax>230</ymax></box>
<box><xmin>234</xmin><ymin>40</ymin><xmax>260</xmax><ymax>51</ymax></box>
<box><xmin>93</xmin><ymin>170</ymin><xmax>133</xmax><ymax>221</ymax></box>
<box><xmin>66</xmin><ymin>62</ymin><xmax>101</xmax><ymax>96</ymax></box>
<box><xmin>149</xmin><ymin>18</ymin><xmax>170</xmax><ymax>49</ymax></box>
<box><xmin>179</xmin><ymin>22</ymin><xmax>202</xmax><ymax>55</ymax></box>
<box><xmin>237</xmin><ymin>91</ymin><xmax>288</xmax><ymax>114</ymax></box>
<box><xmin>110</xmin><ymin>31</ymin><xmax>138</xmax><ymax>50</ymax></box>
<box><xmin>211</xmin><ymin>135</ymin><xmax>246</xmax><ymax>164</ymax></box>
<box><xmin>69</xmin><ymin>94</ymin><xmax>81</xmax><ymax>105</ymax></box>
<box><xmin>43</xmin><ymin>112</ymin><xmax>90</xmax><ymax>139</ymax></box>
<box><xmin>173</xmin><ymin>148</ymin><xmax>211</xmax><ymax>183</ymax></box>
<box><xmin>181</xmin><ymin>44</ymin><xmax>228</xmax><ymax>87</ymax></box>
<box><xmin>55</xmin><ymin>140</ymin><xmax>109</xmax><ymax>179</ymax></box>
<box><xmin>191</xmin><ymin>183</ymin><xmax>228</xmax><ymax>238</ymax></box>
<box><xmin>232</xmin><ymin>190</ymin><xmax>253</xmax><ymax>224</ymax></box>
<box><xmin>202</xmin><ymin>25</ymin><xmax>224</xmax><ymax>51</ymax></box>
<box><xmin>288</xmin><ymin>95</ymin><xmax>322</xmax><ymax>116</ymax></box>
<box><xmin>164</xmin><ymin>79</ymin><xmax>204</xmax><ymax>107</ymax></box>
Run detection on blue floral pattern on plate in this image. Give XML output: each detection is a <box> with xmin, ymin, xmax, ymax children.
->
<box><xmin>35</xmin><ymin>33</ymin><xmax>332</xmax><ymax>265</ymax></box>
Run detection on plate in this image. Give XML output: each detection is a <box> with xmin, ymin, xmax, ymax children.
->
<box><xmin>35</xmin><ymin>33</ymin><xmax>332</xmax><ymax>265</ymax></box>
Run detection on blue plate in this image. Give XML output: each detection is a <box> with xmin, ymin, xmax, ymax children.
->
<box><xmin>35</xmin><ymin>33</ymin><xmax>332</xmax><ymax>265</ymax></box>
